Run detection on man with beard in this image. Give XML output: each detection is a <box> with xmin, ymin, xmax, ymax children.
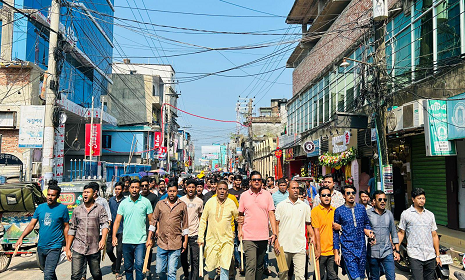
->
<box><xmin>198</xmin><ymin>181</ymin><xmax>239</xmax><ymax>280</ymax></box>
<box><xmin>149</xmin><ymin>184</ymin><xmax>188</xmax><ymax>280</ymax></box>
<box><xmin>367</xmin><ymin>191</ymin><xmax>399</xmax><ymax>280</ymax></box>
<box><xmin>180</xmin><ymin>179</ymin><xmax>204</xmax><ymax>280</ymax></box>
<box><xmin>196</xmin><ymin>180</ymin><xmax>205</xmax><ymax>200</ymax></box>
<box><xmin>113</xmin><ymin>179</ymin><xmax>153</xmax><ymax>280</ymax></box>
<box><xmin>66</xmin><ymin>184</ymin><xmax>109</xmax><ymax>280</ymax></box>
<box><xmin>15</xmin><ymin>183</ymin><xmax>69</xmax><ymax>280</ymax></box>
<box><xmin>333</xmin><ymin>186</ymin><xmax>373</xmax><ymax>280</ymax></box>
<box><xmin>158</xmin><ymin>180</ymin><xmax>167</xmax><ymax>197</ymax></box>
<box><xmin>140</xmin><ymin>176</ymin><xmax>158</xmax><ymax>277</ymax></box>
<box><xmin>312</xmin><ymin>174</ymin><xmax>344</xmax><ymax>209</ymax></box>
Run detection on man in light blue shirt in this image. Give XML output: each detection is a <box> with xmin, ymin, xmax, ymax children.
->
<box><xmin>272</xmin><ymin>178</ymin><xmax>289</xmax><ymax>207</ymax></box>
<box><xmin>113</xmin><ymin>179</ymin><xmax>153</xmax><ymax>280</ymax></box>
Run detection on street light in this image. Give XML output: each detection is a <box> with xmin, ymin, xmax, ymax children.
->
<box><xmin>340</xmin><ymin>57</ymin><xmax>371</xmax><ymax>67</ymax></box>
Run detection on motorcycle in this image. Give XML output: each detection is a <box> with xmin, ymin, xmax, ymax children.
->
<box><xmin>394</xmin><ymin>235</ymin><xmax>452</xmax><ymax>280</ymax></box>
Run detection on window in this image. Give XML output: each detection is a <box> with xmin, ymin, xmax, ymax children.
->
<box><xmin>324</xmin><ymin>74</ymin><xmax>330</xmax><ymax>121</ymax></box>
<box><xmin>0</xmin><ymin>112</ymin><xmax>15</xmax><ymax>127</ymax></box>
<box><xmin>437</xmin><ymin>0</ymin><xmax>461</xmax><ymax>65</ymax></box>
<box><xmin>102</xmin><ymin>135</ymin><xmax>111</xmax><ymax>149</ymax></box>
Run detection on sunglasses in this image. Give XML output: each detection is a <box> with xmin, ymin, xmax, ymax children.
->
<box><xmin>141</xmin><ymin>184</ymin><xmax>149</xmax><ymax>187</ymax></box>
<box><xmin>251</xmin><ymin>178</ymin><xmax>262</xmax><ymax>182</ymax></box>
<box><xmin>377</xmin><ymin>198</ymin><xmax>387</xmax><ymax>202</ymax></box>
<box><xmin>345</xmin><ymin>191</ymin><xmax>356</xmax><ymax>195</ymax></box>
<box><xmin>321</xmin><ymin>193</ymin><xmax>331</xmax><ymax>198</ymax></box>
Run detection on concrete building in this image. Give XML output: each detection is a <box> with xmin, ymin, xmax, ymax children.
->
<box><xmin>284</xmin><ymin>0</ymin><xmax>465</xmax><ymax>230</ymax></box>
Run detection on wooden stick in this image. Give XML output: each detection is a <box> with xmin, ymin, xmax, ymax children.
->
<box><xmin>12</xmin><ymin>246</ymin><xmax>19</xmax><ymax>258</ymax></box>
<box><xmin>142</xmin><ymin>246</ymin><xmax>152</xmax><ymax>274</ymax></box>
<box><xmin>311</xmin><ymin>243</ymin><xmax>320</xmax><ymax>280</ymax></box>
<box><xmin>240</xmin><ymin>238</ymin><xmax>244</xmax><ymax>272</ymax></box>
<box><xmin>199</xmin><ymin>245</ymin><xmax>204</xmax><ymax>277</ymax></box>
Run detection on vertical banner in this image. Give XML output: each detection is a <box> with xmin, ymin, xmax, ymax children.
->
<box><xmin>85</xmin><ymin>124</ymin><xmax>102</xmax><ymax>156</ymax></box>
<box><xmin>19</xmin><ymin>105</ymin><xmax>45</xmax><ymax>148</ymax></box>
<box><xmin>153</xmin><ymin>131</ymin><xmax>162</xmax><ymax>149</ymax></box>
<box><xmin>351</xmin><ymin>160</ymin><xmax>360</xmax><ymax>202</ymax></box>
<box><xmin>424</xmin><ymin>100</ymin><xmax>456</xmax><ymax>156</ymax></box>
<box><xmin>383</xmin><ymin>165</ymin><xmax>393</xmax><ymax>194</ymax></box>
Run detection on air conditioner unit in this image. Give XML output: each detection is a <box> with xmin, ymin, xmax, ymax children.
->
<box><xmin>386</xmin><ymin>99</ymin><xmax>424</xmax><ymax>133</ymax></box>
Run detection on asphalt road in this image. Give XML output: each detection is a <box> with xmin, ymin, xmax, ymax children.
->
<box><xmin>2</xmin><ymin>249</ymin><xmax>463</xmax><ymax>280</ymax></box>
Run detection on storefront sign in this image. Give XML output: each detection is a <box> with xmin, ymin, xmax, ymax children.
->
<box><xmin>383</xmin><ymin>164</ymin><xmax>393</xmax><ymax>194</ymax></box>
<box><xmin>236</xmin><ymin>147</ymin><xmax>242</xmax><ymax>156</ymax></box>
<box><xmin>153</xmin><ymin>132</ymin><xmax>162</xmax><ymax>149</ymax></box>
<box><xmin>85</xmin><ymin>124</ymin><xmax>102</xmax><ymax>156</ymax></box>
<box><xmin>285</xmin><ymin>148</ymin><xmax>294</xmax><ymax>161</ymax></box>
<box><xmin>447</xmin><ymin>93</ymin><xmax>465</xmax><ymax>140</ymax></box>
<box><xmin>303</xmin><ymin>139</ymin><xmax>321</xmax><ymax>157</ymax></box>
<box><xmin>332</xmin><ymin>131</ymin><xmax>351</xmax><ymax>153</ymax></box>
<box><xmin>19</xmin><ymin>105</ymin><xmax>45</xmax><ymax>148</ymax></box>
<box><xmin>424</xmin><ymin>100</ymin><xmax>456</xmax><ymax>156</ymax></box>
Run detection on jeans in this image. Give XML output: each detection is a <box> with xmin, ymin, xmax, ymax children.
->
<box><xmin>122</xmin><ymin>243</ymin><xmax>145</xmax><ymax>280</ymax></box>
<box><xmin>278</xmin><ymin>250</ymin><xmax>306</xmax><ymax>280</ymax></box>
<box><xmin>156</xmin><ymin>247</ymin><xmax>181</xmax><ymax>280</ymax></box>
<box><xmin>207</xmin><ymin>267</ymin><xmax>229</xmax><ymax>280</ymax></box>
<box><xmin>71</xmin><ymin>251</ymin><xmax>102</xmax><ymax>280</ymax></box>
<box><xmin>243</xmin><ymin>240</ymin><xmax>268</xmax><ymax>280</ymax></box>
<box><xmin>37</xmin><ymin>247</ymin><xmax>61</xmax><ymax>280</ymax></box>
<box><xmin>410</xmin><ymin>257</ymin><xmax>436</xmax><ymax>280</ymax></box>
<box><xmin>181</xmin><ymin>236</ymin><xmax>200</xmax><ymax>280</ymax></box>
<box><xmin>107</xmin><ymin>233</ymin><xmax>123</xmax><ymax>273</ymax></box>
<box><xmin>234</xmin><ymin>235</ymin><xmax>241</xmax><ymax>268</ymax></box>
<box><xmin>316</xmin><ymin>255</ymin><xmax>337</xmax><ymax>280</ymax></box>
<box><xmin>370</xmin><ymin>254</ymin><xmax>395</xmax><ymax>280</ymax></box>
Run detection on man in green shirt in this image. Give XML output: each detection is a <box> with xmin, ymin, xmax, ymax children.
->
<box><xmin>113</xmin><ymin>179</ymin><xmax>153</xmax><ymax>280</ymax></box>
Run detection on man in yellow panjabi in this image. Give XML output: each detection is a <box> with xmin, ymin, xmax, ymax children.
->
<box><xmin>198</xmin><ymin>181</ymin><xmax>238</xmax><ymax>280</ymax></box>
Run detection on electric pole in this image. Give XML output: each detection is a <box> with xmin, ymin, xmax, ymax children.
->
<box><xmin>247</xmin><ymin>98</ymin><xmax>253</xmax><ymax>172</ymax></box>
<box><xmin>41</xmin><ymin>0</ymin><xmax>61</xmax><ymax>185</ymax></box>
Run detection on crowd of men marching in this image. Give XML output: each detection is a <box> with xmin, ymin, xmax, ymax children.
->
<box><xmin>15</xmin><ymin>171</ymin><xmax>441</xmax><ymax>280</ymax></box>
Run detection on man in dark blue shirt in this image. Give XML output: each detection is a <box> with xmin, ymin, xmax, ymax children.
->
<box><xmin>15</xmin><ymin>183</ymin><xmax>69</xmax><ymax>280</ymax></box>
<box><xmin>108</xmin><ymin>182</ymin><xmax>125</xmax><ymax>278</ymax></box>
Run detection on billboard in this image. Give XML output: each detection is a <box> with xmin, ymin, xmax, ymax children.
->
<box><xmin>19</xmin><ymin>105</ymin><xmax>45</xmax><ymax>148</ymax></box>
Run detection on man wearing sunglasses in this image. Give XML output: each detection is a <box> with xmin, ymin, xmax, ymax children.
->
<box><xmin>238</xmin><ymin>171</ymin><xmax>278</xmax><ymax>280</ymax></box>
<box><xmin>313</xmin><ymin>174</ymin><xmax>345</xmax><ymax>209</ymax></box>
<box><xmin>366</xmin><ymin>190</ymin><xmax>399</xmax><ymax>280</ymax></box>
<box><xmin>333</xmin><ymin>185</ymin><xmax>374</xmax><ymax>280</ymax></box>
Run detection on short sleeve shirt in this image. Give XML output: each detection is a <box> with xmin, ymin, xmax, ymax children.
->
<box><xmin>117</xmin><ymin>195</ymin><xmax>153</xmax><ymax>244</ymax></box>
<box><xmin>238</xmin><ymin>188</ymin><xmax>275</xmax><ymax>241</ymax></box>
<box><xmin>275</xmin><ymin>198</ymin><xmax>311</xmax><ymax>253</ymax></box>
<box><xmin>398</xmin><ymin>205</ymin><xmax>438</xmax><ymax>261</ymax></box>
<box><xmin>33</xmin><ymin>203</ymin><xmax>69</xmax><ymax>249</ymax></box>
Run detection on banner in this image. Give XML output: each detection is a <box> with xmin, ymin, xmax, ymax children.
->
<box><xmin>424</xmin><ymin>100</ymin><xmax>456</xmax><ymax>156</ymax></box>
<box><xmin>85</xmin><ymin>124</ymin><xmax>102</xmax><ymax>156</ymax></box>
<box><xmin>447</xmin><ymin>93</ymin><xmax>465</xmax><ymax>140</ymax></box>
<box><xmin>19</xmin><ymin>105</ymin><xmax>45</xmax><ymax>148</ymax></box>
<box><xmin>383</xmin><ymin>165</ymin><xmax>393</xmax><ymax>194</ymax></box>
<box><xmin>154</xmin><ymin>132</ymin><xmax>162</xmax><ymax>149</ymax></box>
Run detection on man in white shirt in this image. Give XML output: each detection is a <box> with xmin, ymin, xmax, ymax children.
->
<box><xmin>275</xmin><ymin>181</ymin><xmax>316</xmax><ymax>280</ymax></box>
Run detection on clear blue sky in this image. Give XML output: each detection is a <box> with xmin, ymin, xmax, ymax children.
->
<box><xmin>113</xmin><ymin>0</ymin><xmax>298</xmax><ymax>161</ymax></box>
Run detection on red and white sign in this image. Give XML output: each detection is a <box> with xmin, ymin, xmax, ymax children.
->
<box><xmin>85</xmin><ymin>123</ymin><xmax>102</xmax><ymax>156</ymax></box>
<box><xmin>158</xmin><ymin>146</ymin><xmax>167</xmax><ymax>159</ymax></box>
<box><xmin>154</xmin><ymin>132</ymin><xmax>162</xmax><ymax>149</ymax></box>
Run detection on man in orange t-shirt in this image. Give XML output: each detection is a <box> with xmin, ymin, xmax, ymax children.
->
<box><xmin>311</xmin><ymin>186</ymin><xmax>337</xmax><ymax>280</ymax></box>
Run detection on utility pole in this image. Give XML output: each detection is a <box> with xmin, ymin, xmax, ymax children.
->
<box><xmin>0</xmin><ymin>0</ymin><xmax>14</xmax><ymax>61</ymax></box>
<box><xmin>247</xmin><ymin>98</ymin><xmax>253</xmax><ymax>172</ymax></box>
<box><xmin>41</xmin><ymin>0</ymin><xmax>61</xmax><ymax>185</ymax></box>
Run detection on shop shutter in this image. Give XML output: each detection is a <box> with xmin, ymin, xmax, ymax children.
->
<box><xmin>411</xmin><ymin>135</ymin><xmax>447</xmax><ymax>225</ymax></box>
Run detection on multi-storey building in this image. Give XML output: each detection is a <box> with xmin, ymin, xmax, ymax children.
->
<box><xmin>284</xmin><ymin>0</ymin><xmax>464</xmax><ymax>229</ymax></box>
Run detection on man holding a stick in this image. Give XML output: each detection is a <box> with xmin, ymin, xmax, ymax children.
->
<box><xmin>275</xmin><ymin>181</ymin><xmax>315</xmax><ymax>280</ymax></box>
<box><xmin>148</xmin><ymin>184</ymin><xmax>189</xmax><ymax>280</ymax></box>
<box><xmin>238</xmin><ymin>171</ymin><xmax>278</xmax><ymax>280</ymax></box>
<box><xmin>180</xmin><ymin>179</ymin><xmax>204</xmax><ymax>280</ymax></box>
<box><xmin>311</xmin><ymin>186</ymin><xmax>337</xmax><ymax>280</ymax></box>
<box><xmin>198</xmin><ymin>181</ymin><xmax>239</xmax><ymax>280</ymax></box>
<box><xmin>112</xmin><ymin>179</ymin><xmax>153</xmax><ymax>280</ymax></box>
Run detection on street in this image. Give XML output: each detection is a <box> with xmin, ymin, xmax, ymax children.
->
<box><xmin>2</xmin><ymin>249</ymin><xmax>463</xmax><ymax>280</ymax></box>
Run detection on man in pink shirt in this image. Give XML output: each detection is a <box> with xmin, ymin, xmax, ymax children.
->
<box><xmin>238</xmin><ymin>171</ymin><xmax>278</xmax><ymax>280</ymax></box>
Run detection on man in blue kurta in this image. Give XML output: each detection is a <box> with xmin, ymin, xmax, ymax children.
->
<box><xmin>333</xmin><ymin>185</ymin><xmax>373</xmax><ymax>280</ymax></box>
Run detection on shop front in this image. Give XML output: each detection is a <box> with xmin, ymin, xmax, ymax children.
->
<box><xmin>318</xmin><ymin>130</ymin><xmax>358</xmax><ymax>193</ymax></box>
